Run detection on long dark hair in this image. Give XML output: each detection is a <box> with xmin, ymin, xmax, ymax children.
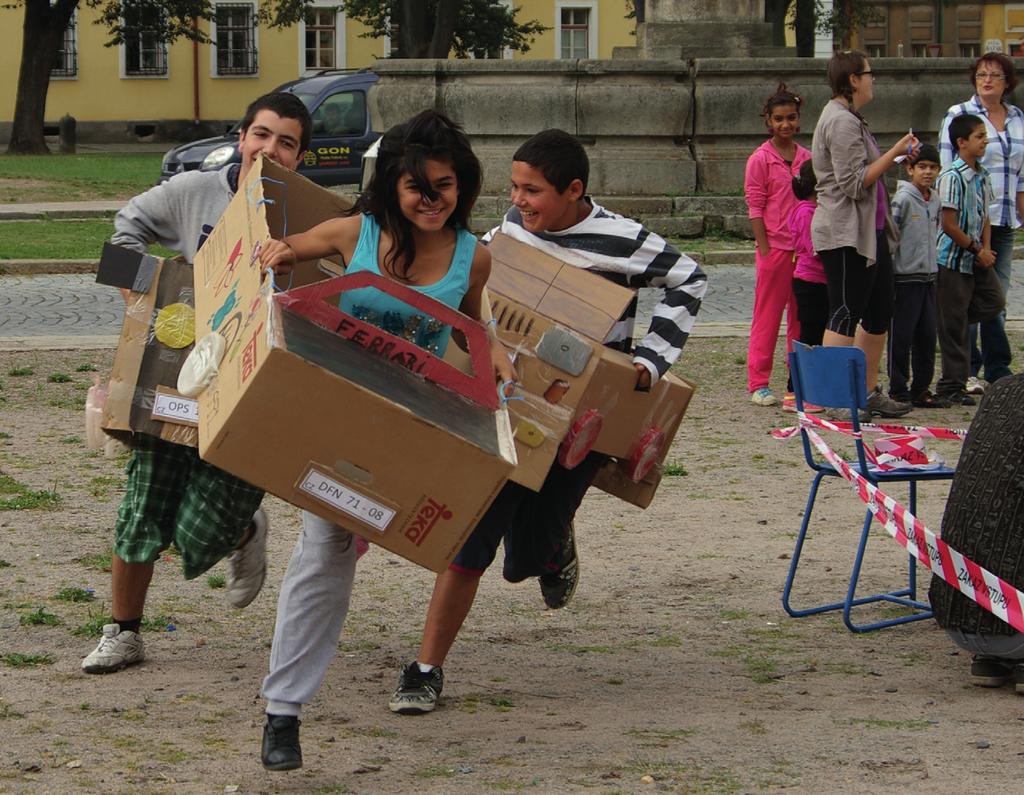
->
<box><xmin>351</xmin><ymin>110</ymin><xmax>481</xmax><ymax>281</ymax></box>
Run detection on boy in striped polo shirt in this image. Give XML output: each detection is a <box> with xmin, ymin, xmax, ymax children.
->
<box><xmin>389</xmin><ymin>129</ymin><xmax>707</xmax><ymax>715</ymax></box>
<box><xmin>935</xmin><ymin>114</ymin><xmax>1006</xmax><ymax>406</ymax></box>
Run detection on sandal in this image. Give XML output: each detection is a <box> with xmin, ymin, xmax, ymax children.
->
<box><xmin>912</xmin><ymin>391</ymin><xmax>951</xmax><ymax>409</ymax></box>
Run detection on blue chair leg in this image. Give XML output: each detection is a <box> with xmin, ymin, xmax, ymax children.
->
<box><xmin>841</xmin><ymin>481</ymin><xmax>932</xmax><ymax>633</ymax></box>
<box><xmin>782</xmin><ymin>473</ymin><xmax>852</xmax><ymax>618</ymax></box>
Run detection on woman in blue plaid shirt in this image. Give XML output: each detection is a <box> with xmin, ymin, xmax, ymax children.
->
<box><xmin>939</xmin><ymin>53</ymin><xmax>1024</xmax><ymax>392</ymax></box>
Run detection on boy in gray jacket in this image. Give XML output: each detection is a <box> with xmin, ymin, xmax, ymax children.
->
<box><xmin>81</xmin><ymin>92</ymin><xmax>310</xmax><ymax>675</ymax></box>
<box><xmin>887</xmin><ymin>143</ymin><xmax>949</xmax><ymax>408</ymax></box>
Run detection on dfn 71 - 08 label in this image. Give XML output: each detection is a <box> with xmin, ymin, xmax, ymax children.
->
<box><xmin>298</xmin><ymin>467</ymin><xmax>395</xmax><ymax>532</ymax></box>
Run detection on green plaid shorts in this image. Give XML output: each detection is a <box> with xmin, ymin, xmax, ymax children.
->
<box><xmin>113</xmin><ymin>434</ymin><xmax>265</xmax><ymax>579</ymax></box>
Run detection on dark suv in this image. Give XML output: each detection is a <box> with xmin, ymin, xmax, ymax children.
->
<box><xmin>160</xmin><ymin>69</ymin><xmax>379</xmax><ymax>186</ymax></box>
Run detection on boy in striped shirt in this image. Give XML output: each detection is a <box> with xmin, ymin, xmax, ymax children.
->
<box><xmin>935</xmin><ymin>114</ymin><xmax>1005</xmax><ymax>406</ymax></box>
<box><xmin>389</xmin><ymin>129</ymin><xmax>707</xmax><ymax>715</ymax></box>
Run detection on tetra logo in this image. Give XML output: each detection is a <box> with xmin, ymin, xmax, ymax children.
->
<box><xmin>404</xmin><ymin>497</ymin><xmax>453</xmax><ymax>547</ymax></box>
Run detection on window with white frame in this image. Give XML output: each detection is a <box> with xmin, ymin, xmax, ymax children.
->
<box><xmin>215</xmin><ymin>3</ymin><xmax>258</xmax><ymax>75</ymax></box>
<box><xmin>560</xmin><ymin>8</ymin><xmax>590</xmax><ymax>58</ymax></box>
<box><xmin>556</xmin><ymin>3</ymin><xmax>597</xmax><ymax>60</ymax></box>
<box><xmin>122</xmin><ymin>3</ymin><xmax>168</xmax><ymax>76</ymax></box>
<box><xmin>305</xmin><ymin>7</ymin><xmax>338</xmax><ymax>70</ymax></box>
<box><xmin>52</xmin><ymin>8</ymin><xmax>77</xmax><ymax>78</ymax></box>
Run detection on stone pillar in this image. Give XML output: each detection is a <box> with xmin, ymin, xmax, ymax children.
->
<box><xmin>615</xmin><ymin>0</ymin><xmax>785</xmax><ymax>60</ymax></box>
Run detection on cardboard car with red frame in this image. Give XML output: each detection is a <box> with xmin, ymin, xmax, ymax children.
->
<box><xmin>190</xmin><ymin>157</ymin><xmax>516</xmax><ymax>572</ymax></box>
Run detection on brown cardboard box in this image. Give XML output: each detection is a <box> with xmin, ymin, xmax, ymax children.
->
<box><xmin>94</xmin><ymin>160</ymin><xmax>354</xmax><ymax>449</ymax></box>
<box><xmin>484</xmin><ymin>232</ymin><xmax>695</xmax><ymax>507</ymax></box>
<box><xmin>192</xmin><ymin>157</ymin><xmax>516</xmax><ymax>572</ymax></box>
<box><xmin>578</xmin><ymin>349</ymin><xmax>695</xmax><ymax>508</ymax></box>
<box><xmin>485</xmin><ymin>233</ymin><xmax>633</xmax><ymax>490</ymax></box>
<box><xmin>96</xmin><ymin>244</ymin><xmax>201</xmax><ymax>447</ymax></box>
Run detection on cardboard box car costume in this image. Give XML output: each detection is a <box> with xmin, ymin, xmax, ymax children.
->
<box><xmin>96</xmin><ymin>243</ymin><xmax>203</xmax><ymax>447</ymax></box>
<box><xmin>94</xmin><ymin>162</ymin><xmax>356</xmax><ymax>448</ymax></box>
<box><xmin>189</xmin><ymin>158</ymin><xmax>517</xmax><ymax>572</ymax></box>
<box><xmin>485</xmin><ymin>232</ymin><xmax>695</xmax><ymax>508</ymax></box>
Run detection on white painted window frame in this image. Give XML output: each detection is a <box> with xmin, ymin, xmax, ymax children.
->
<box><xmin>555</xmin><ymin>1</ymin><xmax>598</xmax><ymax>60</ymax></box>
<box><xmin>51</xmin><ymin>6</ymin><xmax>78</xmax><ymax>81</ymax></box>
<box><xmin>118</xmin><ymin>5</ymin><xmax>170</xmax><ymax>80</ymax></box>
<box><xmin>210</xmin><ymin>1</ymin><xmax>260</xmax><ymax>79</ymax></box>
<box><xmin>299</xmin><ymin>1</ymin><xmax>346</xmax><ymax>75</ymax></box>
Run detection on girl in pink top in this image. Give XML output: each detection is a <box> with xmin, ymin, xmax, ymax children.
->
<box><xmin>744</xmin><ymin>84</ymin><xmax>812</xmax><ymax>406</ymax></box>
<box><xmin>786</xmin><ymin>160</ymin><xmax>827</xmax><ymax>413</ymax></box>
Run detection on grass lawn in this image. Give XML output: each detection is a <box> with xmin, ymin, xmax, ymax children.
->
<box><xmin>0</xmin><ymin>219</ymin><xmax>176</xmax><ymax>259</ymax></box>
<box><xmin>0</xmin><ymin>153</ymin><xmax>161</xmax><ymax>203</ymax></box>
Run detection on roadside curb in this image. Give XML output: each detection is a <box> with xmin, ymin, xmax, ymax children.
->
<box><xmin>0</xmin><ymin>208</ymin><xmax>118</xmax><ymax>221</ymax></box>
<box><xmin>1</xmin><ymin>260</ymin><xmax>99</xmax><ymax>275</ymax></box>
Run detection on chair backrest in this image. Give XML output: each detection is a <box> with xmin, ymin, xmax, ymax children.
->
<box><xmin>789</xmin><ymin>342</ymin><xmax>869</xmax><ymax>411</ymax></box>
<box><xmin>789</xmin><ymin>342</ymin><xmax>871</xmax><ymax>473</ymax></box>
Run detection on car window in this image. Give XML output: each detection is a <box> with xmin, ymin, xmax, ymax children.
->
<box><xmin>312</xmin><ymin>91</ymin><xmax>366</xmax><ymax>137</ymax></box>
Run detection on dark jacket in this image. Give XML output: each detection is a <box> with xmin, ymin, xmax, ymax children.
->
<box><xmin>929</xmin><ymin>374</ymin><xmax>1024</xmax><ymax>635</ymax></box>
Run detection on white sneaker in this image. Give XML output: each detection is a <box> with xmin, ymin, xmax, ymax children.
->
<box><xmin>226</xmin><ymin>508</ymin><xmax>268</xmax><ymax>608</ymax></box>
<box><xmin>750</xmin><ymin>387</ymin><xmax>779</xmax><ymax>407</ymax></box>
<box><xmin>966</xmin><ymin>376</ymin><xmax>988</xmax><ymax>395</ymax></box>
<box><xmin>81</xmin><ymin>623</ymin><xmax>145</xmax><ymax>674</ymax></box>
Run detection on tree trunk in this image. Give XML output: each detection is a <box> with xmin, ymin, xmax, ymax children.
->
<box><xmin>794</xmin><ymin>0</ymin><xmax>815</xmax><ymax>57</ymax></box>
<box><xmin>426</xmin><ymin>0</ymin><xmax>458</xmax><ymax>58</ymax></box>
<box><xmin>763</xmin><ymin>0</ymin><xmax>791</xmax><ymax>48</ymax></box>
<box><xmin>396</xmin><ymin>0</ymin><xmax>432</xmax><ymax>58</ymax></box>
<box><xmin>8</xmin><ymin>0</ymin><xmax>77</xmax><ymax>154</ymax></box>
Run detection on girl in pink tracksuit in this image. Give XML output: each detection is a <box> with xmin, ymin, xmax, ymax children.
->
<box><xmin>744</xmin><ymin>84</ymin><xmax>811</xmax><ymax>407</ymax></box>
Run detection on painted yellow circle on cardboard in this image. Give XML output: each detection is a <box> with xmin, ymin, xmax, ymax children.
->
<box><xmin>154</xmin><ymin>303</ymin><xmax>196</xmax><ymax>349</ymax></box>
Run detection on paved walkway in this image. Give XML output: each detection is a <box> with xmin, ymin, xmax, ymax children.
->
<box><xmin>3</xmin><ymin>266</ymin><xmax>1024</xmax><ymax>351</ymax></box>
<box><xmin>0</xmin><ymin>266</ymin><xmax>759</xmax><ymax>350</ymax></box>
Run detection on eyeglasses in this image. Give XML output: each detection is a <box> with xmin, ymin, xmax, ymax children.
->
<box><xmin>854</xmin><ymin>70</ymin><xmax>876</xmax><ymax>78</ymax></box>
<box><xmin>975</xmin><ymin>72</ymin><xmax>1006</xmax><ymax>81</ymax></box>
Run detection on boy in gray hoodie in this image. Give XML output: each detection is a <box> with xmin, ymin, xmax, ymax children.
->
<box><xmin>887</xmin><ymin>143</ymin><xmax>949</xmax><ymax>408</ymax></box>
<box><xmin>81</xmin><ymin>92</ymin><xmax>310</xmax><ymax>675</ymax></box>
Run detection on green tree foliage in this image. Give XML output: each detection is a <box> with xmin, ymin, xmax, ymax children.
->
<box><xmin>9</xmin><ymin>1</ymin><xmax>315</xmax><ymax>154</ymax></box>
<box><xmin>341</xmin><ymin>0</ymin><xmax>546</xmax><ymax>59</ymax></box>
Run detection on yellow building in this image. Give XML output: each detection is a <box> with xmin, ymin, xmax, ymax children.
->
<box><xmin>854</xmin><ymin>2</ymin><xmax>1024</xmax><ymax>60</ymax></box>
<box><xmin>0</xmin><ymin>1</ymin><xmax>634</xmax><ymax>130</ymax></box>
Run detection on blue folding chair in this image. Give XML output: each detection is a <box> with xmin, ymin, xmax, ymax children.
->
<box><xmin>781</xmin><ymin>342</ymin><xmax>956</xmax><ymax>632</ymax></box>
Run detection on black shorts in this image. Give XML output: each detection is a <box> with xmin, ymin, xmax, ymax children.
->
<box><xmin>451</xmin><ymin>452</ymin><xmax>607</xmax><ymax>581</ymax></box>
<box><xmin>820</xmin><ymin>230</ymin><xmax>894</xmax><ymax>336</ymax></box>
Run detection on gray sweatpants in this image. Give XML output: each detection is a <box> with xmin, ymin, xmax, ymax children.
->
<box><xmin>261</xmin><ymin>511</ymin><xmax>358</xmax><ymax>716</ymax></box>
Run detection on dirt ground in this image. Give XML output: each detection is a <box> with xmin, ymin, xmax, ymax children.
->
<box><xmin>1</xmin><ymin>336</ymin><xmax>1021</xmax><ymax>795</ymax></box>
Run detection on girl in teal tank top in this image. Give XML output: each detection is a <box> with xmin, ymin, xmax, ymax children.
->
<box><xmin>260</xmin><ymin>109</ymin><xmax>514</xmax><ymax>378</ymax></box>
<box><xmin>340</xmin><ymin>214</ymin><xmax>477</xmax><ymax>355</ymax></box>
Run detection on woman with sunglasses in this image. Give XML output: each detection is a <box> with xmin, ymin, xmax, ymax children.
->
<box><xmin>938</xmin><ymin>53</ymin><xmax>1023</xmax><ymax>395</ymax></box>
<box><xmin>811</xmin><ymin>49</ymin><xmax>920</xmax><ymax>417</ymax></box>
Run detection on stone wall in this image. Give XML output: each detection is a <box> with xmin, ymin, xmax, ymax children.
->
<box><xmin>370</xmin><ymin>57</ymin><xmax>1023</xmax><ymax>196</ymax></box>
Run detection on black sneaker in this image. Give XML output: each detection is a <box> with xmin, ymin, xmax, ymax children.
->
<box><xmin>389</xmin><ymin>662</ymin><xmax>444</xmax><ymax>714</ymax></box>
<box><xmin>937</xmin><ymin>390</ymin><xmax>976</xmax><ymax>407</ymax></box>
<box><xmin>970</xmin><ymin>656</ymin><xmax>1012</xmax><ymax>688</ymax></box>
<box><xmin>539</xmin><ymin>521</ymin><xmax>579</xmax><ymax>609</ymax></box>
<box><xmin>262</xmin><ymin>714</ymin><xmax>302</xmax><ymax>771</ymax></box>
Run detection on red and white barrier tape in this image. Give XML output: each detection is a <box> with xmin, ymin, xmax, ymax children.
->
<box><xmin>779</xmin><ymin>412</ymin><xmax>1024</xmax><ymax>633</ymax></box>
<box><xmin>772</xmin><ymin>412</ymin><xmax>968</xmax><ymax>442</ymax></box>
<box><xmin>772</xmin><ymin>413</ymin><xmax>967</xmax><ymax>471</ymax></box>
